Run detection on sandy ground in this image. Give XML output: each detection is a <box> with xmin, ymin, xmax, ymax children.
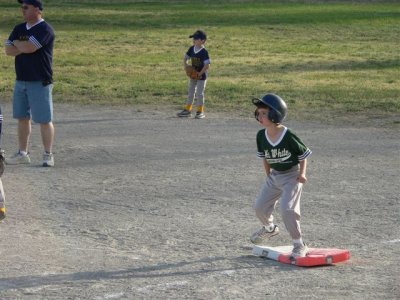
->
<box><xmin>0</xmin><ymin>103</ymin><xmax>399</xmax><ymax>300</ymax></box>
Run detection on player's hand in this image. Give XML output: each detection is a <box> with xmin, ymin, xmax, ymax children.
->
<box><xmin>297</xmin><ymin>174</ymin><xmax>307</xmax><ymax>183</ymax></box>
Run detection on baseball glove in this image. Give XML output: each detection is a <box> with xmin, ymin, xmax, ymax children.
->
<box><xmin>185</xmin><ymin>66</ymin><xmax>201</xmax><ymax>80</ymax></box>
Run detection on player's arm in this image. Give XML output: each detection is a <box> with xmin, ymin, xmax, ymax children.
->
<box><xmin>198</xmin><ymin>63</ymin><xmax>210</xmax><ymax>77</ymax></box>
<box><xmin>183</xmin><ymin>54</ymin><xmax>190</xmax><ymax>69</ymax></box>
<box><xmin>297</xmin><ymin>159</ymin><xmax>307</xmax><ymax>183</ymax></box>
<box><xmin>183</xmin><ymin>56</ymin><xmax>188</xmax><ymax>69</ymax></box>
<box><xmin>263</xmin><ymin>159</ymin><xmax>271</xmax><ymax>176</ymax></box>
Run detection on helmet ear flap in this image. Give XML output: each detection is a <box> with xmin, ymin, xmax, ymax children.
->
<box><xmin>268</xmin><ymin>110</ymin><xmax>281</xmax><ymax>123</ymax></box>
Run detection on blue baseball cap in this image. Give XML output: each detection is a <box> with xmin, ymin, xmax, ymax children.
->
<box><xmin>18</xmin><ymin>0</ymin><xmax>43</xmax><ymax>11</ymax></box>
<box><xmin>189</xmin><ymin>30</ymin><xmax>207</xmax><ymax>40</ymax></box>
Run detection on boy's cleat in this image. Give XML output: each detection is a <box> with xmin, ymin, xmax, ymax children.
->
<box><xmin>177</xmin><ymin>109</ymin><xmax>192</xmax><ymax>117</ymax></box>
<box><xmin>291</xmin><ymin>242</ymin><xmax>309</xmax><ymax>258</ymax></box>
<box><xmin>43</xmin><ymin>152</ymin><xmax>54</xmax><ymax>167</ymax></box>
<box><xmin>250</xmin><ymin>225</ymin><xmax>279</xmax><ymax>244</ymax></box>
<box><xmin>195</xmin><ymin>112</ymin><xmax>205</xmax><ymax>119</ymax></box>
<box><xmin>5</xmin><ymin>151</ymin><xmax>31</xmax><ymax>165</ymax></box>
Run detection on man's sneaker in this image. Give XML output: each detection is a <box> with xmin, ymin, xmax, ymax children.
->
<box><xmin>195</xmin><ymin>112</ymin><xmax>205</xmax><ymax>119</ymax></box>
<box><xmin>250</xmin><ymin>225</ymin><xmax>279</xmax><ymax>244</ymax></box>
<box><xmin>177</xmin><ymin>109</ymin><xmax>192</xmax><ymax>117</ymax></box>
<box><xmin>291</xmin><ymin>242</ymin><xmax>309</xmax><ymax>258</ymax></box>
<box><xmin>5</xmin><ymin>151</ymin><xmax>31</xmax><ymax>165</ymax></box>
<box><xmin>0</xmin><ymin>207</ymin><xmax>5</xmax><ymax>221</ymax></box>
<box><xmin>43</xmin><ymin>152</ymin><xmax>54</xmax><ymax>167</ymax></box>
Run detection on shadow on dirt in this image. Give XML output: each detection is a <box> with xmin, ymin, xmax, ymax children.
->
<box><xmin>0</xmin><ymin>255</ymin><xmax>309</xmax><ymax>291</ymax></box>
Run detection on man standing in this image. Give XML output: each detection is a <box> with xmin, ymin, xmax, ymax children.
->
<box><xmin>5</xmin><ymin>0</ymin><xmax>55</xmax><ymax>167</ymax></box>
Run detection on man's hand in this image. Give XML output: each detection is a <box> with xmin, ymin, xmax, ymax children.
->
<box><xmin>5</xmin><ymin>44</ymin><xmax>22</xmax><ymax>56</ymax></box>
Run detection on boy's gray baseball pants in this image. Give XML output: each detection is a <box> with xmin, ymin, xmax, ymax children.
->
<box><xmin>186</xmin><ymin>79</ymin><xmax>207</xmax><ymax>107</ymax></box>
<box><xmin>253</xmin><ymin>166</ymin><xmax>303</xmax><ymax>240</ymax></box>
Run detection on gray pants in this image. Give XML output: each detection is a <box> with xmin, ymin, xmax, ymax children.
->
<box><xmin>186</xmin><ymin>79</ymin><xmax>207</xmax><ymax>106</ymax></box>
<box><xmin>0</xmin><ymin>179</ymin><xmax>5</xmax><ymax>209</ymax></box>
<box><xmin>253</xmin><ymin>166</ymin><xmax>303</xmax><ymax>240</ymax></box>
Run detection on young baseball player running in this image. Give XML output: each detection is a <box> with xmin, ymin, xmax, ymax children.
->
<box><xmin>177</xmin><ymin>30</ymin><xmax>211</xmax><ymax>119</ymax></box>
<box><xmin>250</xmin><ymin>93</ymin><xmax>312</xmax><ymax>258</ymax></box>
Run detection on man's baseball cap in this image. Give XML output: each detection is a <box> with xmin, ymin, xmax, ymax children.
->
<box><xmin>18</xmin><ymin>0</ymin><xmax>43</xmax><ymax>11</ymax></box>
<box><xmin>189</xmin><ymin>30</ymin><xmax>207</xmax><ymax>40</ymax></box>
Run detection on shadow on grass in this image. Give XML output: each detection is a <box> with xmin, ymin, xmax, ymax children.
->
<box><xmin>278</xmin><ymin>58</ymin><xmax>400</xmax><ymax>72</ymax></box>
<box><xmin>52</xmin><ymin>10</ymin><xmax>400</xmax><ymax>31</ymax></box>
<box><xmin>221</xmin><ymin>58</ymin><xmax>400</xmax><ymax>75</ymax></box>
<box><xmin>1</xmin><ymin>3</ymin><xmax>399</xmax><ymax>31</ymax></box>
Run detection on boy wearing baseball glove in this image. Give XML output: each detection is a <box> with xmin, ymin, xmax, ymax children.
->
<box><xmin>250</xmin><ymin>93</ymin><xmax>312</xmax><ymax>258</ymax></box>
<box><xmin>177</xmin><ymin>30</ymin><xmax>211</xmax><ymax>119</ymax></box>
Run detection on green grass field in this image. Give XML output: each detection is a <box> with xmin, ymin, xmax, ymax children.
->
<box><xmin>0</xmin><ymin>0</ymin><xmax>399</xmax><ymax>119</ymax></box>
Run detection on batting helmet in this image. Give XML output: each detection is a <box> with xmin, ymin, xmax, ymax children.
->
<box><xmin>252</xmin><ymin>93</ymin><xmax>288</xmax><ymax>123</ymax></box>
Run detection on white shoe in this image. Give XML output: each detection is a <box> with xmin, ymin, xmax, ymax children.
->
<box><xmin>250</xmin><ymin>225</ymin><xmax>279</xmax><ymax>244</ymax></box>
<box><xmin>291</xmin><ymin>242</ymin><xmax>309</xmax><ymax>258</ymax></box>
<box><xmin>42</xmin><ymin>152</ymin><xmax>54</xmax><ymax>167</ymax></box>
<box><xmin>5</xmin><ymin>151</ymin><xmax>31</xmax><ymax>165</ymax></box>
<box><xmin>195</xmin><ymin>112</ymin><xmax>205</xmax><ymax>119</ymax></box>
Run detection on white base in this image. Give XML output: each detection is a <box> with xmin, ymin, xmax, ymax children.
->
<box><xmin>252</xmin><ymin>245</ymin><xmax>292</xmax><ymax>261</ymax></box>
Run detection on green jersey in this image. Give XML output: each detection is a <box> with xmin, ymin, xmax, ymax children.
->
<box><xmin>256</xmin><ymin>126</ymin><xmax>312</xmax><ymax>171</ymax></box>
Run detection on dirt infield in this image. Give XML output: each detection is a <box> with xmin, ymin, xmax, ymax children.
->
<box><xmin>0</xmin><ymin>103</ymin><xmax>399</xmax><ymax>299</ymax></box>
